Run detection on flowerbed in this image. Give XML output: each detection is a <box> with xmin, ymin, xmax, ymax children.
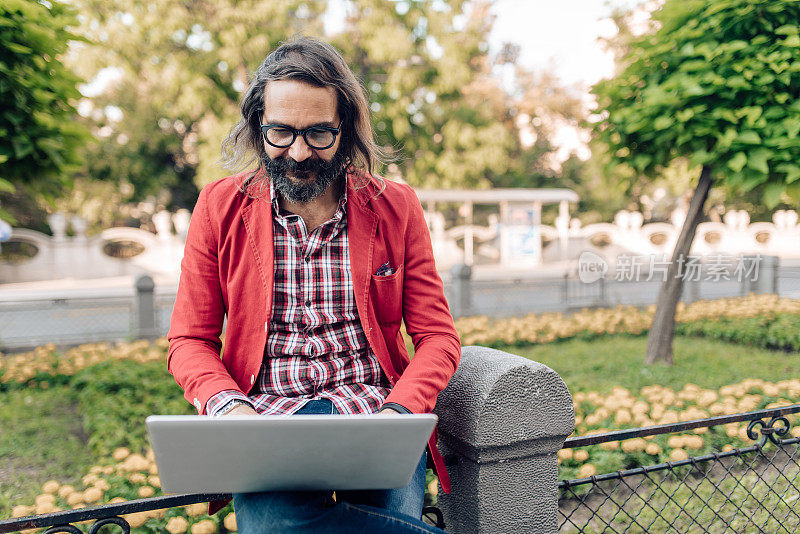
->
<box><xmin>10</xmin><ymin>447</ymin><xmax>236</xmax><ymax>534</ymax></box>
<box><xmin>455</xmin><ymin>294</ymin><xmax>800</xmax><ymax>348</ymax></box>
<box><xmin>560</xmin><ymin>379</ymin><xmax>800</xmax><ymax>481</ymax></box>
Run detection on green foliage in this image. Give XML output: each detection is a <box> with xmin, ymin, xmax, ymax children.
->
<box><xmin>67</xmin><ymin>0</ymin><xmax>327</xmax><ymax>207</ymax></box>
<box><xmin>593</xmin><ymin>0</ymin><xmax>800</xmax><ymax>207</ymax></box>
<box><xmin>334</xmin><ymin>0</ymin><xmax>517</xmax><ymax>188</ymax></box>
<box><xmin>0</xmin><ymin>0</ymin><xmax>91</xmax><ymax>217</ymax></box>
<box><xmin>675</xmin><ymin>312</ymin><xmax>800</xmax><ymax>351</ymax></box>
<box><xmin>62</xmin><ymin>0</ymin><xmax>584</xmax><ymax>209</ymax></box>
<box><xmin>69</xmin><ymin>359</ymin><xmax>194</xmax><ymax>458</ymax></box>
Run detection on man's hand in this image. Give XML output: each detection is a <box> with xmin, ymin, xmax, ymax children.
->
<box><xmin>378</xmin><ymin>407</ymin><xmax>401</xmax><ymax>415</ymax></box>
<box><xmin>226</xmin><ymin>403</ymin><xmax>259</xmax><ymax>416</ymax></box>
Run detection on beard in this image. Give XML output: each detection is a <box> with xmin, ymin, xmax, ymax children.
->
<box><xmin>262</xmin><ymin>151</ymin><xmax>346</xmax><ymax>204</ymax></box>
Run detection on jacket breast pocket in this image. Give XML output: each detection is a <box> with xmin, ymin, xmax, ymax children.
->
<box><xmin>370</xmin><ymin>264</ymin><xmax>403</xmax><ymax>325</ymax></box>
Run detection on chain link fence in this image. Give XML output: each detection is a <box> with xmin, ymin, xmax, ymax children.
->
<box><xmin>559</xmin><ymin>409</ymin><xmax>800</xmax><ymax>533</ymax></box>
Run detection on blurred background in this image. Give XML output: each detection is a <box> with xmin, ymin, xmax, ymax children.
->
<box><xmin>2</xmin><ymin>0</ymin><xmax>800</xmax><ymax>349</ymax></box>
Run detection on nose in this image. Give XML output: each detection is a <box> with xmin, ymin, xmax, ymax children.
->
<box><xmin>287</xmin><ymin>135</ymin><xmax>313</xmax><ymax>162</ymax></box>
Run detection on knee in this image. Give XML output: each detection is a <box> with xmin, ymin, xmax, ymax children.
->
<box><xmin>233</xmin><ymin>491</ymin><xmax>333</xmax><ymax>533</ymax></box>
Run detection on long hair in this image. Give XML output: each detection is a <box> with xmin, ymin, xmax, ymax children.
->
<box><xmin>221</xmin><ymin>36</ymin><xmax>388</xmax><ymax>195</ymax></box>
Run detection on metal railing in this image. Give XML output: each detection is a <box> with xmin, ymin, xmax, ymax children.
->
<box><xmin>0</xmin><ymin>495</ymin><xmax>445</xmax><ymax>534</ymax></box>
<box><xmin>558</xmin><ymin>404</ymin><xmax>800</xmax><ymax>533</ymax></box>
<box><xmin>0</xmin><ymin>493</ymin><xmax>227</xmax><ymax>534</ymax></box>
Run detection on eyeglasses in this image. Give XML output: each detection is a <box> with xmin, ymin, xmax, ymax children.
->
<box><xmin>260</xmin><ymin>120</ymin><xmax>342</xmax><ymax>150</ymax></box>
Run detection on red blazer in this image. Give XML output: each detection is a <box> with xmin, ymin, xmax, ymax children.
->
<box><xmin>167</xmin><ymin>170</ymin><xmax>461</xmax><ymax>495</ymax></box>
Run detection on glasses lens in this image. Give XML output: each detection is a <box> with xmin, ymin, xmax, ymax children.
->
<box><xmin>265</xmin><ymin>127</ymin><xmax>294</xmax><ymax>147</ymax></box>
<box><xmin>305</xmin><ymin>128</ymin><xmax>335</xmax><ymax>149</ymax></box>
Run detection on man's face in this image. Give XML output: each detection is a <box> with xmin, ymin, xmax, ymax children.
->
<box><xmin>261</xmin><ymin>79</ymin><xmax>344</xmax><ymax>203</ymax></box>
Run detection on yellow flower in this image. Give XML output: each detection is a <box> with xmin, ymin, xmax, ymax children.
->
<box><xmin>645</xmin><ymin>443</ymin><xmax>661</xmax><ymax>455</ymax></box>
<box><xmin>83</xmin><ymin>487</ymin><xmax>103</xmax><ymax>503</ymax></box>
<box><xmin>558</xmin><ymin>449</ymin><xmax>574</xmax><ymax>461</ymax></box>
<box><xmin>138</xmin><ymin>486</ymin><xmax>155</xmax><ymax>498</ymax></box>
<box><xmin>621</xmin><ymin>438</ymin><xmax>647</xmax><ymax>453</ymax></box>
<box><xmin>66</xmin><ymin>493</ymin><xmax>84</xmax><ymax>507</ymax></box>
<box><xmin>191</xmin><ymin>519</ymin><xmax>217</xmax><ymax>534</ymax></box>
<box><xmin>166</xmin><ymin>517</ymin><xmax>190</xmax><ymax>534</ymax></box>
<box><xmin>12</xmin><ymin>505</ymin><xmax>33</xmax><ymax>518</ymax></box>
<box><xmin>42</xmin><ymin>480</ymin><xmax>59</xmax><ymax>494</ymax></box>
<box><xmin>670</xmin><ymin>449</ymin><xmax>689</xmax><ymax>462</ymax></box>
<box><xmin>35</xmin><ymin>494</ymin><xmax>55</xmax><ymax>507</ymax></box>
<box><xmin>124</xmin><ymin>511</ymin><xmax>150</xmax><ymax>528</ymax></box>
<box><xmin>574</xmin><ymin>450</ymin><xmax>589</xmax><ymax>462</ymax></box>
<box><xmin>578</xmin><ymin>464</ymin><xmax>597</xmax><ymax>478</ymax></box>
<box><xmin>112</xmin><ymin>447</ymin><xmax>131</xmax><ymax>461</ymax></box>
<box><xmin>223</xmin><ymin>513</ymin><xmax>238</xmax><ymax>532</ymax></box>
<box><xmin>58</xmin><ymin>485</ymin><xmax>75</xmax><ymax>499</ymax></box>
<box><xmin>185</xmin><ymin>503</ymin><xmax>207</xmax><ymax>517</ymax></box>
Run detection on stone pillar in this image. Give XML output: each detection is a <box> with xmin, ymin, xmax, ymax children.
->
<box><xmin>435</xmin><ymin>346</ymin><xmax>575</xmax><ymax>534</ymax></box>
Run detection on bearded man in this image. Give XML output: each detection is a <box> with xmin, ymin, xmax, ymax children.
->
<box><xmin>167</xmin><ymin>36</ymin><xmax>460</xmax><ymax>533</ymax></box>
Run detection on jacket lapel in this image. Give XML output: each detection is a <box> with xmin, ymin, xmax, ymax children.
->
<box><xmin>347</xmin><ymin>178</ymin><xmax>378</xmax><ymax>338</ymax></box>
<box><xmin>242</xmin><ymin>197</ymin><xmax>274</xmax><ymax>328</ymax></box>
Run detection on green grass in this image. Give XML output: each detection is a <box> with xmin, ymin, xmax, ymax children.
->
<box><xmin>504</xmin><ymin>334</ymin><xmax>800</xmax><ymax>394</ymax></box>
<box><xmin>0</xmin><ymin>386</ymin><xmax>95</xmax><ymax>517</ymax></box>
<box><xmin>0</xmin><ymin>359</ymin><xmax>193</xmax><ymax>519</ymax></box>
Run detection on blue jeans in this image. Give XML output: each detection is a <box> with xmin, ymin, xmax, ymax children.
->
<box><xmin>232</xmin><ymin>399</ymin><xmax>445</xmax><ymax>534</ymax></box>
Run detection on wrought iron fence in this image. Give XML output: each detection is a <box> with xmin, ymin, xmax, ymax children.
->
<box><xmin>0</xmin><ymin>494</ymin><xmax>445</xmax><ymax>534</ymax></box>
<box><xmin>558</xmin><ymin>404</ymin><xmax>800</xmax><ymax>533</ymax></box>
<box><xmin>0</xmin><ymin>493</ymin><xmax>227</xmax><ymax>534</ymax></box>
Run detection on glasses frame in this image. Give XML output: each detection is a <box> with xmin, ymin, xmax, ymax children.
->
<box><xmin>259</xmin><ymin>120</ymin><xmax>343</xmax><ymax>150</ymax></box>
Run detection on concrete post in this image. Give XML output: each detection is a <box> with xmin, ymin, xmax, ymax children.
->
<box><xmin>435</xmin><ymin>346</ymin><xmax>575</xmax><ymax>533</ymax></box>
<box><xmin>135</xmin><ymin>274</ymin><xmax>157</xmax><ymax>339</ymax></box>
<box><xmin>747</xmin><ymin>254</ymin><xmax>779</xmax><ymax>294</ymax></box>
<box><xmin>449</xmin><ymin>264</ymin><xmax>472</xmax><ymax>318</ymax></box>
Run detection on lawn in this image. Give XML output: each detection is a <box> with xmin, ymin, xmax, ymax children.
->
<box><xmin>0</xmin><ymin>386</ymin><xmax>95</xmax><ymax>517</ymax></box>
<box><xmin>510</xmin><ymin>335</ymin><xmax>800</xmax><ymax>394</ymax></box>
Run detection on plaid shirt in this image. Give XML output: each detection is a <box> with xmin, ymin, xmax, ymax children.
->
<box><xmin>206</xmin><ymin>180</ymin><xmax>391</xmax><ymax>416</ymax></box>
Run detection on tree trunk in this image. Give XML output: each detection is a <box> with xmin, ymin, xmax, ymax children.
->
<box><xmin>645</xmin><ymin>165</ymin><xmax>714</xmax><ymax>365</ymax></box>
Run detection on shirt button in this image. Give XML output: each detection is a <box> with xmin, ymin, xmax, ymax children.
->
<box><xmin>193</xmin><ymin>398</ymin><xmax>202</xmax><ymax>412</ymax></box>
<box><xmin>305</xmin><ymin>300</ymin><xmax>311</xmax><ymax>307</ymax></box>
<box><xmin>251</xmin><ymin>374</ymin><xmax>255</xmax><ymax>385</ymax></box>
<box><xmin>304</xmin><ymin>256</ymin><xmax>310</xmax><ymax>263</ymax></box>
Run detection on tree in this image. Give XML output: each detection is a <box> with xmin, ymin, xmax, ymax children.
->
<box><xmin>592</xmin><ymin>0</ymin><xmax>800</xmax><ymax>364</ymax></box>
<box><xmin>333</xmin><ymin>0</ymin><xmax>517</xmax><ymax>189</ymax></box>
<box><xmin>66</xmin><ymin>0</ymin><xmax>326</xmax><ymax>208</ymax></box>
<box><xmin>0</xmin><ymin>0</ymin><xmax>90</xmax><ymax>224</ymax></box>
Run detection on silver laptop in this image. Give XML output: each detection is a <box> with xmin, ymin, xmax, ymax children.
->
<box><xmin>145</xmin><ymin>414</ymin><xmax>437</xmax><ymax>493</ymax></box>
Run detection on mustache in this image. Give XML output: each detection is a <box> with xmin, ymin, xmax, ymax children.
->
<box><xmin>264</xmin><ymin>155</ymin><xmax>341</xmax><ymax>176</ymax></box>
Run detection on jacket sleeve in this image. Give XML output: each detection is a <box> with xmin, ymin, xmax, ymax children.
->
<box><xmin>382</xmin><ymin>188</ymin><xmax>461</xmax><ymax>413</ymax></box>
<box><xmin>167</xmin><ymin>187</ymin><xmax>244</xmax><ymax>414</ymax></box>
